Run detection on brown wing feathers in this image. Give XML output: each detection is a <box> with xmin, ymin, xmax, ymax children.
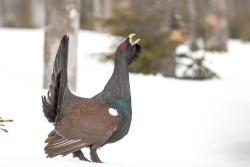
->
<box><xmin>45</xmin><ymin>131</ymin><xmax>88</xmax><ymax>158</ymax></box>
<box><xmin>42</xmin><ymin>35</ymin><xmax>69</xmax><ymax>123</ymax></box>
<box><xmin>44</xmin><ymin>101</ymin><xmax>118</xmax><ymax>158</ymax></box>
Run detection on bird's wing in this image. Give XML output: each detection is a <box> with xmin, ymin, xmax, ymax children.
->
<box><xmin>45</xmin><ymin>100</ymin><xmax>118</xmax><ymax>157</ymax></box>
<box><xmin>42</xmin><ymin>35</ymin><xmax>69</xmax><ymax>123</ymax></box>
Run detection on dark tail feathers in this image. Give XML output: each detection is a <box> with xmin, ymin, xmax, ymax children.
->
<box><xmin>42</xmin><ymin>35</ymin><xmax>69</xmax><ymax>123</ymax></box>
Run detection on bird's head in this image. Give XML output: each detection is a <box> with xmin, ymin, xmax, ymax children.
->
<box><xmin>115</xmin><ymin>34</ymin><xmax>141</xmax><ymax>65</ymax></box>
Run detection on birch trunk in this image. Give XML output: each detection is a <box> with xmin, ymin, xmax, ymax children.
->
<box><xmin>43</xmin><ymin>0</ymin><xmax>80</xmax><ymax>91</ymax></box>
<box><xmin>205</xmin><ymin>0</ymin><xmax>228</xmax><ymax>51</ymax></box>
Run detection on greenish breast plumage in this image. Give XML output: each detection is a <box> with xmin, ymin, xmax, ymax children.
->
<box><xmin>106</xmin><ymin>97</ymin><xmax>132</xmax><ymax>144</ymax></box>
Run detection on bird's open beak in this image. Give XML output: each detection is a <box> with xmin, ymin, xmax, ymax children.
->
<box><xmin>129</xmin><ymin>34</ymin><xmax>141</xmax><ymax>46</ymax></box>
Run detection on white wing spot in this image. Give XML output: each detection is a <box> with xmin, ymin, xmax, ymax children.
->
<box><xmin>109</xmin><ymin>108</ymin><xmax>118</xmax><ymax>116</ymax></box>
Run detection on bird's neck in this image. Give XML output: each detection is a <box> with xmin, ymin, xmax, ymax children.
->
<box><xmin>95</xmin><ymin>59</ymin><xmax>131</xmax><ymax>102</ymax></box>
<box><xmin>94</xmin><ymin>59</ymin><xmax>132</xmax><ymax>144</ymax></box>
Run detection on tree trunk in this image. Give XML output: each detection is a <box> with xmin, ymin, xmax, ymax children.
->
<box><xmin>205</xmin><ymin>0</ymin><xmax>228</xmax><ymax>51</ymax></box>
<box><xmin>0</xmin><ymin>1</ymin><xmax>3</xmax><ymax>26</ymax></box>
<box><xmin>44</xmin><ymin>0</ymin><xmax>80</xmax><ymax>91</ymax></box>
<box><xmin>159</xmin><ymin>54</ymin><xmax>176</xmax><ymax>77</ymax></box>
<box><xmin>187</xmin><ymin>0</ymin><xmax>197</xmax><ymax>50</ymax></box>
<box><xmin>0</xmin><ymin>0</ymin><xmax>22</xmax><ymax>27</ymax></box>
<box><xmin>161</xmin><ymin>0</ymin><xmax>177</xmax><ymax>78</ymax></box>
<box><xmin>30</xmin><ymin>0</ymin><xmax>45</xmax><ymax>27</ymax></box>
<box><xmin>93</xmin><ymin>0</ymin><xmax>112</xmax><ymax>32</ymax></box>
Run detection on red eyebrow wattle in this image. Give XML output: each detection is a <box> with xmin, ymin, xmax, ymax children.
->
<box><xmin>121</xmin><ymin>43</ymin><xmax>127</xmax><ymax>49</ymax></box>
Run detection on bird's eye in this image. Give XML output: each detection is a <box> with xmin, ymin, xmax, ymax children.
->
<box><xmin>121</xmin><ymin>42</ymin><xmax>127</xmax><ymax>49</ymax></box>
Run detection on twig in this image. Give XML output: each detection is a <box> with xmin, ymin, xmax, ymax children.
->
<box><xmin>0</xmin><ymin>117</ymin><xmax>13</xmax><ymax>133</ymax></box>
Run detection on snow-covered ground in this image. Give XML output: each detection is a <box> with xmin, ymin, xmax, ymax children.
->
<box><xmin>0</xmin><ymin>28</ymin><xmax>250</xmax><ymax>167</ymax></box>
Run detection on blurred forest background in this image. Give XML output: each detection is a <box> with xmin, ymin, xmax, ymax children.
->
<box><xmin>0</xmin><ymin>0</ymin><xmax>249</xmax><ymax>87</ymax></box>
<box><xmin>2</xmin><ymin>0</ymin><xmax>250</xmax><ymax>41</ymax></box>
<box><xmin>1</xmin><ymin>2</ymin><xmax>250</xmax><ymax>165</ymax></box>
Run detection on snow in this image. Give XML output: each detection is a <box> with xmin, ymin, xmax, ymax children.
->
<box><xmin>0</xmin><ymin>28</ymin><xmax>250</xmax><ymax>167</ymax></box>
